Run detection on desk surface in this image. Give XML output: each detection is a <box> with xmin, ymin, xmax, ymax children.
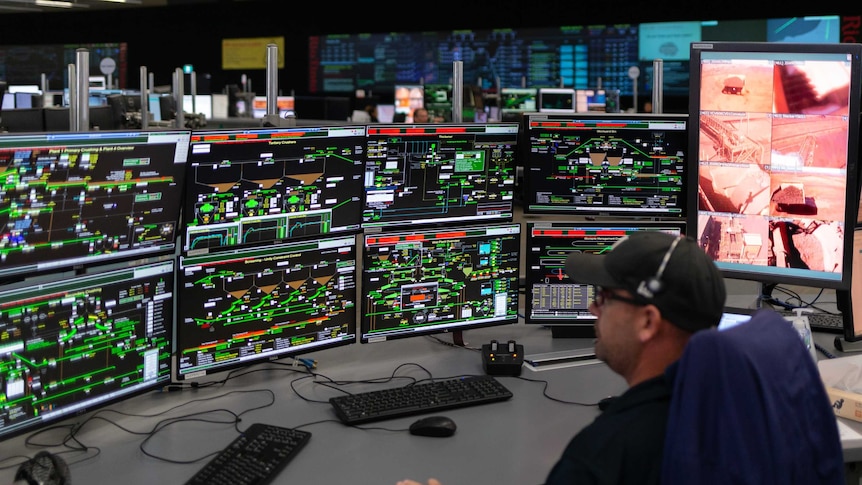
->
<box><xmin>0</xmin><ymin>323</ymin><xmax>621</xmax><ymax>485</ymax></box>
<box><xmin>2</xmin><ymin>320</ymin><xmax>859</xmax><ymax>484</ymax></box>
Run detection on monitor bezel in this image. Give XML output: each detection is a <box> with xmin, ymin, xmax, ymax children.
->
<box><xmin>359</xmin><ymin>222</ymin><xmax>522</xmax><ymax>344</ymax></box>
<box><xmin>521</xmin><ymin>112</ymin><xmax>690</xmax><ymax>218</ymax></box>
<box><xmin>523</xmin><ymin>219</ymin><xmax>687</xmax><ymax>333</ymax></box>
<box><xmin>175</xmin><ymin>234</ymin><xmax>359</xmax><ymax>381</ymax></box>
<box><xmin>0</xmin><ymin>258</ymin><xmax>176</xmax><ymax>443</ymax></box>
<box><xmin>687</xmin><ymin>41</ymin><xmax>862</xmax><ymax>291</ymax></box>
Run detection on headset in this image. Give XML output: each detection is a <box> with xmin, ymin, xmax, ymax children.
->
<box><xmin>14</xmin><ymin>451</ymin><xmax>70</xmax><ymax>485</ymax></box>
<box><xmin>636</xmin><ymin>236</ymin><xmax>683</xmax><ymax>300</ymax></box>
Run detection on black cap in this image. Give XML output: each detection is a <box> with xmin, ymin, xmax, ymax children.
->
<box><xmin>564</xmin><ymin>231</ymin><xmax>726</xmax><ymax>332</ymax></box>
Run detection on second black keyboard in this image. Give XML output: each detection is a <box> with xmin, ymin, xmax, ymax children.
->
<box><xmin>329</xmin><ymin>374</ymin><xmax>514</xmax><ymax>425</ymax></box>
<box><xmin>184</xmin><ymin>423</ymin><xmax>311</xmax><ymax>485</ymax></box>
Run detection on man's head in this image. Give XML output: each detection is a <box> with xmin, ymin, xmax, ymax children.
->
<box><xmin>412</xmin><ymin>108</ymin><xmax>430</xmax><ymax>123</ymax></box>
<box><xmin>564</xmin><ymin>232</ymin><xmax>726</xmax><ymax>383</ymax></box>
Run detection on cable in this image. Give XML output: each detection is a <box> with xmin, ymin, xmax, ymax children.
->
<box><xmin>815</xmin><ymin>342</ymin><xmax>838</xmax><ymax>359</ymax></box>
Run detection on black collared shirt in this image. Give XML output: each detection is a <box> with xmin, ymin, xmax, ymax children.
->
<box><xmin>543</xmin><ymin>374</ymin><xmax>671</xmax><ymax>485</ymax></box>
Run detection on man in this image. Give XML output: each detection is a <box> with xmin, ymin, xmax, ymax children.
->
<box><xmin>397</xmin><ymin>231</ymin><xmax>726</xmax><ymax>485</ymax></box>
<box><xmin>411</xmin><ymin>107</ymin><xmax>430</xmax><ymax>123</ymax></box>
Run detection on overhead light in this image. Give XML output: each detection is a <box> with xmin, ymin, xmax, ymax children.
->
<box><xmin>34</xmin><ymin>0</ymin><xmax>74</xmax><ymax>7</ymax></box>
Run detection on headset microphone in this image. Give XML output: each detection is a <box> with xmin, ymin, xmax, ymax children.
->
<box><xmin>636</xmin><ymin>236</ymin><xmax>682</xmax><ymax>300</ymax></box>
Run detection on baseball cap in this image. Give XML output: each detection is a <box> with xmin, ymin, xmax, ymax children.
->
<box><xmin>564</xmin><ymin>231</ymin><xmax>726</xmax><ymax>332</ymax></box>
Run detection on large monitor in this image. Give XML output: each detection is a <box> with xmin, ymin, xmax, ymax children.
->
<box><xmin>0</xmin><ymin>258</ymin><xmax>175</xmax><ymax>442</ymax></box>
<box><xmin>176</xmin><ymin>235</ymin><xmax>358</xmax><ymax>380</ymax></box>
<box><xmin>183</xmin><ymin>125</ymin><xmax>366</xmax><ymax>254</ymax></box>
<box><xmin>538</xmin><ymin>88</ymin><xmax>576</xmax><ymax>114</ymax></box>
<box><xmin>688</xmin><ymin>41</ymin><xmax>862</xmax><ymax>291</ymax></box>
<box><xmin>522</xmin><ymin>112</ymin><xmax>689</xmax><ymax>218</ymax></box>
<box><xmin>360</xmin><ymin>222</ymin><xmax>521</xmax><ymax>343</ymax></box>
<box><xmin>362</xmin><ymin>123</ymin><xmax>519</xmax><ymax>230</ymax></box>
<box><xmin>525</xmin><ymin>220</ymin><xmax>685</xmax><ymax>337</ymax></box>
<box><xmin>423</xmin><ymin>83</ymin><xmax>453</xmax><ymax>122</ymax></box>
<box><xmin>0</xmin><ymin>130</ymin><xmax>191</xmax><ymax>280</ymax></box>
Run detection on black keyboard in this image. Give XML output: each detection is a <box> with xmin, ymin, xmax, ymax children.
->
<box><xmin>184</xmin><ymin>423</ymin><xmax>311</xmax><ymax>485</ymax></box>
<box><xmin>807</xmin><ymin>313</ymin><xmax>844</xmax><ymax>333</ymax></box>
<box><xmin>329</xmin><ymin>374</ymin><xmax>513</xmax><ymax>425</ymax></box>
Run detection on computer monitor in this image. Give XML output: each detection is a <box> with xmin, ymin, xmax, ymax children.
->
<box><xmin>0</xmin><ymin>258</ymin><xmax>175</xmax><ymax>442</ymax></box>
<box><xmin>524</xmin><ymin>221</ymin><xmax>686</xmax><ymax>337</ymax></box>
<box><xmin>394</xmin><ymin>84</ymin><xmax>424</xmax><ymax>122</ymax></box>
<box><xmin>499</xmin><ymin>88</ymin><xmax>537</xmax><ymax>121</ymax></box>
<box><xmin>522</xmin><ymin>112</ymin><xmax>689</xmax><ymax>218</ymax></box>
<box><xmin>423</xmin><ymin>83</ymin><xmax>453</xmax><ymax>122</ymax></box>
<box><xmin>375</xmin><ymin>104</ymin><xmax>395</xmax><ymax>123</ymax></box>
<box><xmin>360</xmin><ymin>222</ymin><xmax>521</xmax><ymax>344</ymax></box>
<box><xmin>183</xmin><ymin>125</ymin><xmax>366</xmax><ymax>254</ymax></box>
<box><xmin>148</xmin><ymin>93</ymin><xmax>163</xmax><ymax>122</ymax></box>
<box><xmin>688</xmin><ymin>41</ymin><xmax>862</xmax><ymax>292</ymax></box>
<box><xmin>176</xmin><ymin>235</ymin><xmax>358</xmax><ymax>380</ymax></box>
<box><xmin>362</xmin><ymin>122</ymin><xmax>519</xmax><ymax>230</ymax></box>
<box><xmin>183</xmin><ymin>94</ymin><xmax>213</xmax><ymax>119</ymax></box>
<box><xmin>0</xmin><ymin>130</ymin><xmax>191</xmax><ymax>280</ymax></box>
<box><xmin>538</xmin><ymin>88</ymin><xmax>576</xmax><ymax>114</ymax></box>
<box><xmin>0</xmin><ymin>107</ymin><xmax>45</xmax><ymax>132</ymax></box>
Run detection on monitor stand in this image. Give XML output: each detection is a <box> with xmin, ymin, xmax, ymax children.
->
<box><xmin>451</xmin><ymin>330</ymin><xmax>466</xmax><ymax>347</ymax></box>
<box><xmin>550</xmin><ymin>325</ymin><xmax>595</xmax><ymax>339</ymax></box>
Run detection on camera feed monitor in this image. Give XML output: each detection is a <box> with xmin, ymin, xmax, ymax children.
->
<box><xmin>0</xmin><ymin>259</ymin><xmax>175</xmax><ymax>441</ymax></box>
<box><xmin>363</xmin><ymin>123</ymin><xmax>519</xmax><ymax>229</ymax></box>
<box><xmin>176</xmin><ymin>235</ymin><xmax>357</xmax><ymax>380</ymax></box>
<box><xmin>525</xmin><ymin>221</ymin><xmax>685</xmax><ymax>336</ymax></box>
<box><xmin>689</xmin><ymin>41</ymin><xmax>862</xmax><ymax>289</ymax></box>
<box><xmin>183</xmin><ymin>126</ymin><xmax>365</xmax><ymax>254</ymax></box>
<box><xmin>0</xmin><ymin>130</ymin><xmax>191</xmax><ymax>279</ymax></box>
<box><xmin>361</xmin><ymin>222</ymin><xmax>521</xmax><ymax>343</ymax></box>
<box><xmin>523</xmin><ymin>113</ymin><xmax>688</xmax><ymax>217</ymax></box>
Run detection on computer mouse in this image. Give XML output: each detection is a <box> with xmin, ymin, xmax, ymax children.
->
<box><xmin>409</xmin><ymin>415</ymin><xmax>457</xmax><ymax>437</ymax></box>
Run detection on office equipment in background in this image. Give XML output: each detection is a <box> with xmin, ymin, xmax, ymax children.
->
<box><xmin>89</xmin><ymin>104</ymin><xmax>116</xmax><ymax>130</ymax></box>
<box><xmin>394</xmin><ymin>84</ymin><xmax>424</xmax><ymax>121</ymax></box>
<box><xmin>0</xmin><ymin>258</ymin><xmax>176</xmax><ymax>442</ymax></box>
<box><xmin>423</xmin><ymin>83</ymin><xmax>453</xmax><ymax>122</ymax></box>
<box><xmin>538</xmin><ymin>88</ymin><xmax>576</xmax><ymax>113</ymax></box>
<box><xmin>360</xmin><ymin>222</ymin><xmax>521</xmax><ymax>344</ymax></box>
<box><xmin>0</xmin><ymin>107</ymin><xmax>45</xmax><ymax>132</ymax></box>
<box><xmin>688</xmin><ymin>41</ymin><xmax>862</xmax><ymax>299</ymax></box>
<box><xmin>183</xmin><ymin>94</ymin><xmax>213</xmax><ymax>119</ymax></box>
<box><xmin>148</xmin><ymin>93</ymin><xmax>163</xmax><ymax>121</ymax></box>
<box><xmin>159</xmin><ymin>95</ymin><xmax>177</xmax><ymax>121</ymax></box>
<box><xmin>185</xmin><ymin>423</ymin><xmax>311</xmax><ymax>485</ymax></box>
<box><xmin>522</xmin><ymin>112</ymin><xmax>689</xmax><ymax>218</ymax></box>
<box><xmin>1</xmin><ymin>92</ymin><xmax>13</xmax><ymax>110</ymax></box>
<box><xmin>525</xmin><ymin>221</ymin><xmax>686</xmax><ymax>337</ymax></box>
<box><xmin>176</xmin><ymin>235</ymin><xmax>358</xmax><ymax>380</ymax></box>
<box><xmin>362</xmin><ymin>123</ymin><xmax>519</xmax><ymax>229</ymax></box>
<box><xmin>499</xmin><ymin>87</ymin><xmax>537</xmax><ymax>121</ymax></box>
<box><xmin>0</xmin><ymin>130</ymin><xmax>191</xmax><ymax>279</ymax></box>
<box><xmin>211</xmin><ymin>93</ymin><xmax>229</xmax><ymax>119</ymax></box>
<box><xmin>183</xmin><ymin>125</ymin><xmax>365</xmax><ymax>254</ymax></box>
<box><xmin>328</xmin><ymin>375</ymin><xmax>513</xmax><ymax>425</ymax></box>
<box><xmin>43</xmin><ymin>106</ymin><xmax>70</xmax><ymax>131</ymax></box>
<box><xmin>375</xmin><ymin>104</ymin><xmax>395</xmax><ymax>123</ymax></box>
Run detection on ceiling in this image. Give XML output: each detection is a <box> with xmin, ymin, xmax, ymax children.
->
<box><xmin>0</xmin><ymin>0</ymin><xmax>168</xmax><ymax>13</ymax></box>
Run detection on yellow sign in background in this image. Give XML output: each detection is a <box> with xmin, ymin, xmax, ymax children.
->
<box><xmin>222</xmin><ymin>37</ymin><xmax>285</xmax><ymax>70</ymax></box>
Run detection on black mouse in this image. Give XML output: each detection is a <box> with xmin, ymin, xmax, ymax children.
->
<box><xmin>409</xmin><ymin>415</ymin><xmax>457</xmax><ymax>437</ymax></box>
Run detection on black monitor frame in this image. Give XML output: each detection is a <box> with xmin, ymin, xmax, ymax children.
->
<box><xmin>175</xmin><ymin>235</ymin><xmax>359</xmax><ymax>381</ymax></box>
<box><xmin>522</xmin><ymin>112</ymin><xmax>689</xmax><ymax>218</ymax></box>
<box><xmin>182</xmin><ymin>125</ymin><xmax>366</xmax><ymax>255</ymax></box>
<box><xmin>524</xmin><ymin>220</ymin><xmax>686</xmax><ymax>338</ymax></box>
<box><xmin>0</xmin><ymin>257</ymin><xmax>175</xmax><ymax>442</ymax></box>
<box><xmin>362</xmin><ymin>123</ymin><xmax>519</xmax><ymax>230</ymax></box>
<box><xmin>687</xmin><ymin>41</ymin><xmax>862</xmax><ymax>292</ymax></box>
<box><xmin>0</xmin><ymin>129</ymin><xmax>191</xmax><ymax>280</ymax></box>
<box><xmin>360</xmin><ymin>222</ymin><xmax>521</xmax><ymax>344</ymax></box>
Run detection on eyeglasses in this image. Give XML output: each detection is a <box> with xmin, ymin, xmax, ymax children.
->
<box><xmin>593</xmin><ymin>287</ymin><xmax>647</xmax><ymax>308</ymax></box>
